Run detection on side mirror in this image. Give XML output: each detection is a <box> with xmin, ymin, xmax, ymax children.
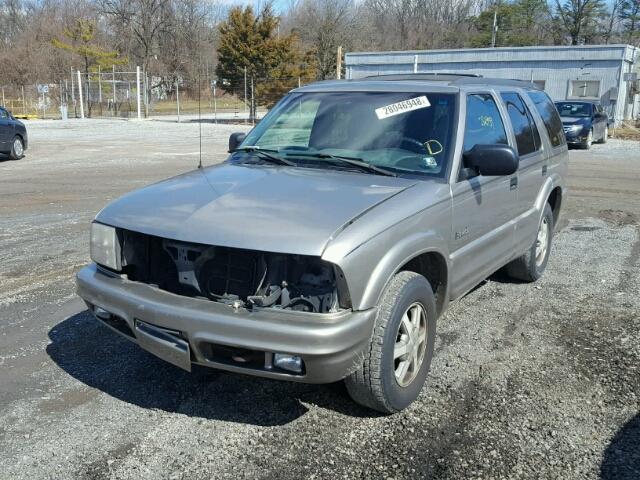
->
<box><xmin>228</xmin><ymin>132</ymin><xmax>246</xmax><ymax>152</ymax></box>
<box><xmin>463</xmin><ymin>144</ymin><xmax>519</xmax><ymax>176</ymax></box>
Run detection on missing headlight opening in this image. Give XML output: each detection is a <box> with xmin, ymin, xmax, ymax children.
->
<box><xmin>116</xmin><ymin>229</ymin><xmax>350</xmax><ymax>313</ymax></box>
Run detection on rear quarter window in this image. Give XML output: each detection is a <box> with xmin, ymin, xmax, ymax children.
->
<box><xmin>500</xmin><ymin>92</ymin><xmax>541</xmax><ymax>156</ymax></box>
<box><xmin>528</xmin><ymin>91</ymin><xmax>566</xmax><ymax>148</ymax></box>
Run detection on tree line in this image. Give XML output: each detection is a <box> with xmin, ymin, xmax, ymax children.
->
<box><xmin>1</xmin><ymin>0</ymin><xmax>639</xmax><ymax>96</ymax></box>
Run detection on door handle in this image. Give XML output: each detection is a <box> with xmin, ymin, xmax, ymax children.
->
<box><xmin>510</xmin><ymin>177</ymin><xmax>518</xmax><ymax>190</ymax></box>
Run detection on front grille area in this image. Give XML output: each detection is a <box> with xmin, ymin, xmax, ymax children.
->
<box><xmin>114</xmin><ymin>228</ymin><xmax>349</xmax><ymax>313</ymax></box>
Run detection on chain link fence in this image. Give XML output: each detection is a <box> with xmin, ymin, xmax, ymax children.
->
<box><xmin>2</xmin><ymin>69</ymin><xmax>318</xmax><ymax>123</ymax></box>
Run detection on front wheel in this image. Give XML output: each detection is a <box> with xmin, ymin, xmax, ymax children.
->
<box><xmin>598</xmin><ymin>125</ymin><xmax>608</xmax><ymax>144</ymax></box>
<box><xmin>9</xmin><ymin>136</ymin><xmax>24</xmax><ymax>160</ymax></box>
<box><xmin>582</xmin><ymin>129</ymin><xmax>593</xmax><ymax>150</ymax></box>
<box><xmin>345</xmin><ymin>271</ymin><xmax>436</xmax><ymax>414</ymax></box>
<box><xmin>505</xmin><ymin>203</ymin><xmax>554</xmax><ymax>282</ymax></box>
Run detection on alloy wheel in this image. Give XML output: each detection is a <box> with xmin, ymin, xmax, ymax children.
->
<box><xmin>13</xmin><ymin>138</ymin><xmax>23</xmax><ymax>157</ymax></box>
<box><xmin>535</xmin><ymin>216</ymin><xmax>549</xmax><ymax>267</ymax></box>
<box><xmin>394</xmin><ymin>302</ymin><xmax>428</xmax><ymax>387</ymax></box>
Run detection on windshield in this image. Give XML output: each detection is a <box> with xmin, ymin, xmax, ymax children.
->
<box><xmin>555</xmin><ymin>102</ymin><xmax>592</xmax><ymax>118</ymax></box>
<box><xmin>236</xmin><ymin>91</ymin><xmax>457</xmax><ymax>178</ymax></box>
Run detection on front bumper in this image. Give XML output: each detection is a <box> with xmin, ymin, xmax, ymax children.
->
<box><xmin>76</xmin><ymin>264</ymin><xmax>375</xmax><ymax>383</ymax></box>
<box><xmin>564</xmin><ymin>129</ymin><xmax>588</xmax><ymax>145</ymax></box>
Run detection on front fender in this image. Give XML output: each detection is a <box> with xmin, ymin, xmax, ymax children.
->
<box><xmin>325</xmin><ymin>201</ymin><xmax>451</xmax><ymax>312</ymax></box>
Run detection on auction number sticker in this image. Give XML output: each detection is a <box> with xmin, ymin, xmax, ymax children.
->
<box><xmin>375</xmin><ymin>96</ymin><xmax>431</xmax><ymax>119</ymax></box>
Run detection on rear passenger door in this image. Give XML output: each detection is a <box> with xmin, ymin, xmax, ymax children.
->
<box><xmin>499</xmin><ymin>91</ymin><xmax>546</xmax><ymax>251</ymax></box>
<box><xmin>449</xmin><ymin>92</ymin><xmax>517</xmax><ymax>299</ymax></box>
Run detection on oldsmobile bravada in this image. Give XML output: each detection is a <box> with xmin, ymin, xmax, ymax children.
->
<box><xmin>77</xmin><ymin>74</ymin><xmax>568</xmax><ymax>413</ymax></box>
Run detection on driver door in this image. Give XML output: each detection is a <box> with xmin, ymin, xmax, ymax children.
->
<box><xmin>449</xmin><ymin>92</ymin><xmax>517</xmax><ymax>299</ymax></box>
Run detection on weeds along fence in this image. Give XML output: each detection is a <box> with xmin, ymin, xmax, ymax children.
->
<box><xmin>1</xmin><ymin>69</ymin><xmax>317</xmax><ymax>122</ymax></box>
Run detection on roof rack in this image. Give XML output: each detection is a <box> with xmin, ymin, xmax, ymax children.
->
<box><xmin>362</xmin><ymin>73</ymin><xmax>483</xmax><ymax>81</ymax></box>
<box><xmin>355</xmin><ymin>73</ymin><xmax>540</xmax><ymax>89</ymax></box>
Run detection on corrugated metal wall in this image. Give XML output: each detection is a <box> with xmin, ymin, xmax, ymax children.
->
<box><xmin>345</xmin><ymin>46</ymin><xmax>638</xmax><ymax>123</ymax></box>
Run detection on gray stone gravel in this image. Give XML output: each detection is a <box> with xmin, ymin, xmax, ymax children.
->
<box><xmin>0</xmin><ymin>121</ymin><xmax>638</xmax><ymax>479</ymax></box>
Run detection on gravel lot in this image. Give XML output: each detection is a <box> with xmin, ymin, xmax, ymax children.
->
<box><xmin>1</xmin><ymin>120</ymin><xmax>638</xmax><ymax>480</ymax></box>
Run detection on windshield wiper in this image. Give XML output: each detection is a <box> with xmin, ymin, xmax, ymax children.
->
<box><xmin>287</xmin><ymin>152</ymin><xmax>396</xmax><ymax>177</ymax></box>
<box><xmin>230</xmin><ymin>146</ymin><xmax>296</xmax><ymax>166</ymax></box>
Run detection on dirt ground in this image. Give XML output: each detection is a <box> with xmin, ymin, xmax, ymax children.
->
<box><xmin>0</xmin><ymin>119</ymin><xmax>638</xmax><ymax>480</ymax></box>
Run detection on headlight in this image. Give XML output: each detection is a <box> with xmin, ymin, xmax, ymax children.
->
<box><xmin>90</xmin><ymin>222</ymin><xmax>121</xmax><ymax>271</ymax></box>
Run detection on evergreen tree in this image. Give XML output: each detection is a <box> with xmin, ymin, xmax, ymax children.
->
<box><xmin>215</xmin><ymin>5</ymin><xmax>313</xmax><ymax>117</ymax></box>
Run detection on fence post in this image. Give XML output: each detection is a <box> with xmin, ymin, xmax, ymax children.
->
<box><xmin>98</xmin><ymin>65</ymin><xmax>102</xmax><ymax>103</ymax></box>
<box><xmin>213</xmin><ymin>80</ymin><xmax>217</xmax><ymax>124</ymax></box>
<box><xmin>112</xmin><ymin>65</ymin><xmax>116</xmax><ymax>116</ymax></box>
<box><xmin>251</xmin><ymin>76</ymin><xmax>255</xmax><ymax>126</ymax></box>
<box><xmin>176</xmin><ymin>80</ymin><xmax>180</xmax><ymax>123</ymax></box>
<box><xmin>136</xmin><ymin>66</ymin><xmax>142</xmax><ymax>120</ymax></box>
<box><xmin>77</xmin><ymin>70</ymin><xmax>85</xmax><ymax>119</ymax></box>
<box><xmin>244</xmin><ymin>66</ymin><xmax>248</xmax><ymax>124</ymax></box>
<box><xmin>22</xmin><ymin>85</ymin><xmax>25</xmax><ymax>116</ymax></box>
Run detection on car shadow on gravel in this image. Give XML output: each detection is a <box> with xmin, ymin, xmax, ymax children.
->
<box><xmin>600</xmin><ymin>413</ymin><xmax>640</xmax><ymax>479</ymax></box>
<box><xmin>47</xmin><ymin>310</ymin><xmax>380</xmax><ymax>426</ymax></box>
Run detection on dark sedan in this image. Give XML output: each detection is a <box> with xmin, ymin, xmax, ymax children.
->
<box><xmin>0</xmin><ymin>106</ymin><xmax>28</xmax><ymax>159</ymax></box>
<box><xmin>554</xmin><ymin>101</ymin><xmax>608</xmax><ymax>149</ymax></box>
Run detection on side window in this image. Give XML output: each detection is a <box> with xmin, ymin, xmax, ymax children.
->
<box><xmin>527</xmin><ymin>91</ymin><xmax>566</xmax><ymax>148</ymax></box>
<box><xmin>500</xmin><ymin>92</ymin><xmax>541</xmax><ymax>156</ymax></box>
<box><xmin>0</xmin><ymin>108</ymin><xmax>8</xmax><ymax>119</ymax></box>
<box><xmin>463</xmin><ymin>94</ymin><xmax>508</xmax><ymax>152</ymax></box>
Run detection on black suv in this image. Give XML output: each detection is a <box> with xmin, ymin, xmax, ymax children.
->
<box><xmin>0</xmin><ymin>106</ymin><xmax>28</xmax><ymax>159</ymax></box>
<box><xmin>554</xmin><ymin>101</ymin><xmax>608</xmax><ymax>149</ymax></box>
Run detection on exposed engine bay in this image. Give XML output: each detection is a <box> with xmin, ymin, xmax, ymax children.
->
<box><xmin>117</xmin><ymin>229</ymin><xmax>350</xmax><ymax>313</ymax></box>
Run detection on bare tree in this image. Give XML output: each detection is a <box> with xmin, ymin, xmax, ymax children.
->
<box><xmin>554</xmin><ymin>0</ymin><xmax>607</xmax><ymax>45</ymax></box>
<box><xmin>99</xmin><ymin>0</ymin><xmax>172</xmax><ymax>73</ymax></box>
<box><xmin>289</xmin><ymin>0</ymin><xmax>358</xmax><ymax>79</ymax></box>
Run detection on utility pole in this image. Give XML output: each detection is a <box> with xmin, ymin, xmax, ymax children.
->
<box><xmin>491</xmin><ymin>10</ymin><xmax>498</xmax><ymax>48</ymax></box>
<box><xmin>336</xmin><ymin>46</ymin><xmax>343</xmax><ymax>79</ymax></box>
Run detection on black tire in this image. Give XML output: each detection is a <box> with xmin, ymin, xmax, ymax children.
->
<box><xmin>582</xmin><ymin>129</ymin><xmax>593</xmax><ymax>150</ymax></box>
<box><xmin>597</xmin><ymin>125</ymin><xmax>608</xmax><ymax>144</ymax></box>
<box><xmin>345</xmin><ymin>271</ymin><xmax>436</xmax><ymax>414</ymax></box>
<box><xmin>505</xmin><ymin>202</ymin><xmax>554</xmax><ymax>282</ymax></box>
<box><xmin>9</xmin><ymin>136</ymin><xmax>24</xmax><ymax>160</ymax></box>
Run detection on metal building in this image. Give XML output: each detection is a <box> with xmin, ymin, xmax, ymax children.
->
<box><xmin>345</xmin><ymin>45</ymin><xmax>640</xmax><ymax>125</ymax></box>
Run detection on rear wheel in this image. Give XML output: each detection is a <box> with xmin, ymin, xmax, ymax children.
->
<box><xmin>345</xmin><ymin>271</ymin><xmax>436</xmax><ymax>414</ymax></box>
<box><xmin>9</xmin><ymin>136</ymin><xmax>24</xmax><ymax>160</ymax></box>
<box><xmin>505</xmin><ymin>203</ymin><xmax>554</xmax><ymax>282</ymax></box>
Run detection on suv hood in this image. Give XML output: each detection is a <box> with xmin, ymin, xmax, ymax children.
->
<box><xmin>96</xmin><ymin>163</ymin><xmax>417</xmax><ymax>256</ymax></box>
